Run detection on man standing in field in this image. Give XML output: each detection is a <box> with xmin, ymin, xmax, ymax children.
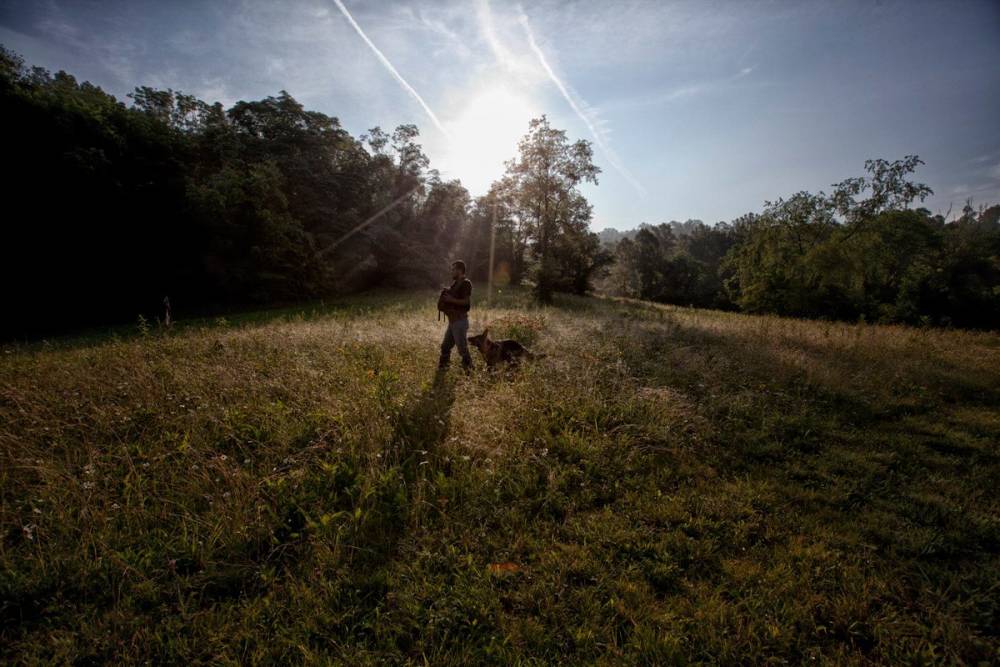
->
<box><xmin>438</xmin><ymin>260</ymin><xmax>473</xmax><ymax>371</ymax></box>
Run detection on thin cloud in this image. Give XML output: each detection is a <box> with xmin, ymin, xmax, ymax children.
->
<box><xmin>517</xmin><ymin>8</ymin><xmax>646</xmax><ymax>197</ymax></box>
<box><xmin>613</xmin><ymin>65</ymin><xmax>760</xmax><ymax>110</ymax></box>
<box><xmin>477</xmin><ymin>0</ymin><xmax>514</xmax><ymax>70</ymax></box>
<box><xmin>332</xmin><ymin>0</ymin><xmax>449</xmax><ymax>138</ymax></box>
<box><xmin>415</xmin><ymin>9</ymin><xmax>471</xmax><ymax>59</ymax></box>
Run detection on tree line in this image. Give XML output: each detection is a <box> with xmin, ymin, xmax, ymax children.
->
<box><xmin>2</xmin><ymin>45</ymin><xmax>997</xmax><ymax>336</ymax></box>
<box><xmin>603</xmin><ymin>158</ymin><xmax>1000</xmax><ymax>329</ymax></box>
<box><xmin>1</xmin><ymin>47</ymin><xmax>608</xmax><ymax>338</ymax></box>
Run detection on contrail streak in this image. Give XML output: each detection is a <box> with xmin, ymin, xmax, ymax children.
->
<box><xmin>518</xmin><ymin>10</ymin><xmax>646</xmax><ymax>196</ymax></box>
<box><xmin>478</xmin><ymin>0</ymin><xmax>514</xmax><ymax>71</ymax></box>
<box><xmin>332</xmin><ymin>0</ymin><xmax>449</xmax><ymax>138</ymax></box>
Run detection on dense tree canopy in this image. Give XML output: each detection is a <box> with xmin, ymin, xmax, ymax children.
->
<box><xmin>0</xmin><ymin>47</ymin><xmax>477</xmax><ymax>337</ymax></box>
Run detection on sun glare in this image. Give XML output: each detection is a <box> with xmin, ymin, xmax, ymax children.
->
<box><xmin>438</xmin><ymin>86</ymin><xmax>538</xmax><ymax>195</ymax></box>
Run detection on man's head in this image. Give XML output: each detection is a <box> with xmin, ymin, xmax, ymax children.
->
<box><xmin>451</xmin><ymin>260</ymin><xmax>466</xmax><ymax>281</ymax></box>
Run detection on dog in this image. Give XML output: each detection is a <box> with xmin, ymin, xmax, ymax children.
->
<box><xmin>467</xmin><ymin>328</ymin><xmax>541</xmax><ymax>368</ymax></box>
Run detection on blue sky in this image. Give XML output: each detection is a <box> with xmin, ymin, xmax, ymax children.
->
<box><xmin>1</xmin><ymin>0</ymin><xmax>998</xmax><ymax>230</ymax></box>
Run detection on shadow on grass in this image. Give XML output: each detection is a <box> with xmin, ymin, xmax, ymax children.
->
<box><xmin>388</xmin><ymin>368</ymin><xmax>457</xmax><ymax>474</ymax></box>
<box><xmin>314</xmin><ymin>368</ymin><xmax>461</xmax><ymax>651</ymax></box>
<box><xmin>0</xmin><ymin>288</ymin><xmax>431</xmax><ymax>352</ymax></box>
<box><xmin>347</xmin><ymin>368</ymin><xmax>458</xmax><ymax>563</ymax></box>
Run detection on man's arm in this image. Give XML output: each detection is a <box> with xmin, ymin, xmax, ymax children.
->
<box><xmin>440</xmin><ymin>294</ymin><xmax>470</xmax><ymax>307</ymax></box>
<box><xmin>441</xmin><ymin>281</ymin><xmax>471</xmax><ymax>307</ymax></box>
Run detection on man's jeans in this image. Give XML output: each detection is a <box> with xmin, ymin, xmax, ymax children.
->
<box><xmin>439</xmin><ymin>317</ymin><xmax>472</xmax><ymax>368</ymax></box>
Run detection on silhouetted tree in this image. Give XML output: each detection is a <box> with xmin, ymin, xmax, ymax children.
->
<box><xmin>497</xmin><ymin>116</ymin><xmax>601</xmax><ymax>302</ymax></box>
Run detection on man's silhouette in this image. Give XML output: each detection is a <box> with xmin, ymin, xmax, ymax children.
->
<box><xmin>438</xmin><ymin>260</ymin><xmax>473</xmax><ymax>371</ymax></box>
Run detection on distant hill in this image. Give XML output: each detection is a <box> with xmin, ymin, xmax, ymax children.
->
<box><xmin>596</xmin><ymin>227</ymin><xmax>636</xmax><ymax>247</ymax></box>
<box><xmin>597</xmin><ymin>219</ymin><xmax>709</xmax><ymax>247</ymax></box>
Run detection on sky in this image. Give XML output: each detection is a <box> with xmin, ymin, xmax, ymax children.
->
<box><xmin>1</xmin><ymin>0</ymin><xmax>998</xmax><ymax>230</ymax></box>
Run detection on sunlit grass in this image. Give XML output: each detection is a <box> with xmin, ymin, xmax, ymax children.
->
<box><xmin>2</xmin><ymin>288</ymin><xmax>998</xmax><ymax>663</ymax></box>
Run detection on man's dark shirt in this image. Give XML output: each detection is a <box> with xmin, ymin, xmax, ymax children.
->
<box><xmin>444</xmin><ymin>278</ymin><xmax>472</xmax><ymax>319</ymax></box>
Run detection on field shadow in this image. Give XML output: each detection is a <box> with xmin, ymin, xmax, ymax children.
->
<box><xmin>642</xmin><ymin>312</ymin><xmax>997</xmax><ymax>412</ymax></box>
<box><xmin>356</xmin><ymin>368</ymin><xmax>459</xmax><ymax>559</ymax></box>
<box><xmin>388</xmin><ymin>368</ymin><xmax>457</xmax><ymax>473</ymax></box>
<box><xmin>1</xmin><ymin>288</ymin><xmax>434</xmax><ymax>352</ymax></box>
<box><xmin>610</xmin><ymin>310</ymin><xmax>1000</xmax><ymax>502</ymax></box>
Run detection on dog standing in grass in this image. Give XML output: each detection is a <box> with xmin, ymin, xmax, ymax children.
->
<box><xmin>467</xmin><ymin>329</ymin><xmax>540</xmax><ymax>369</ymax></box>
<box><xmin>437</xmin><ymin>260</ymin><xmax>474</xmax><ymax>371</ymax></box>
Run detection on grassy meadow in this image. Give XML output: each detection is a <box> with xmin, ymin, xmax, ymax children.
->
<box><xmin>1</xmin><ymin>288</ymin><xmax>998</xmax><ymax>664</ymax></box>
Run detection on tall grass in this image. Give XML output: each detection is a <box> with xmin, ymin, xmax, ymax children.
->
<box><xmin>2</xmin><ymin>288</ymin><xmax>998</xmax><ymax>664</ymax></box>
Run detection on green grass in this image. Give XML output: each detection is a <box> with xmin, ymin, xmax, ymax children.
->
<box><xmin>2</xmin><ymin>288</ymin><xmax>998</xmax><ymax>664</ymax></box>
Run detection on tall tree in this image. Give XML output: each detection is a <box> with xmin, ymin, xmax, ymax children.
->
<box><xmin>499</xmin><ymin>116</ymin><xmax>600</xmax><ymax>302</ymax></box>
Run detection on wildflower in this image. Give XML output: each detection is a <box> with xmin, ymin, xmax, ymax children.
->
<box><xmin>111</xmin><ymin>503</ymin><xmax>120</xmax><ymax>510</ymax></box>
<box><xmin>32</xmin><ymin>507</ymin><xmax>42</xmax><ymax>515</ymax></box>
<box><xmin>219</xmin><ymin>454</ymin><xmax>228</xmax><ymax>461</ymax></box>
<box><xmin>23</xmin><ymin>524</ymin><xmax>35</xmax><ymax>540</ymax></box>
<box><xmin>83</xmin><ymin>464</ymin><xmax>95</xmax><ymax>476</ymax></box>
<box><xmin>82</xmin><ymin>481</ymin><xmax>94</xmax><ymax>490</ymax></box>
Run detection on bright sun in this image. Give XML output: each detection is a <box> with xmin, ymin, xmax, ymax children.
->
<box><xmin>437</xmin><ymin>86</ymin><xmax>538</xmax><ymax>195</ymax></box>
